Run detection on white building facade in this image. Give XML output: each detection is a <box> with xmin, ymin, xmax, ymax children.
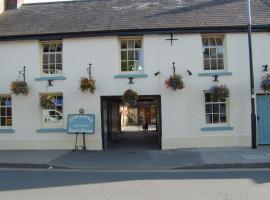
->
<box><xmin>0</xmin><ymin>0</ymin><xmax>270</xmax><ymax>150</ymax></box>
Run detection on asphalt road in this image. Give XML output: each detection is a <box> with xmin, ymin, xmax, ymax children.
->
<box><xmin>0</xmin><ymin>168</ymin><xmax>270</xmax><ymax>200</ymax></box>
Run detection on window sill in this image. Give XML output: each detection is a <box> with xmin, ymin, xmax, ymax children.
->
<box><xmin>35</xmin><ymin>76</ymin><xmax>66</xmax><ymax>81</ymax></box>
<box><xmin>198</xmin><ymin>72</ymin><xmax>232</xmax><ymax>77</ymax></box>
<box><xmin>0</xmin><ymin>128</ymin><xmax>15</xmax><ymax>133</ymax></box>
<box><xmin>36</xmin><ymin>128</ymin><xmax>67</xmax><ymax>133</ymax></box>
<box><xmin>201</xmin><ymin>126</ymin><xmax>234</xmax><ymax>132</ymax></box>
<box><xmin>114</xmin><ymin>74</ymin><xmax>148</xmax><ymax>78</ymax></box>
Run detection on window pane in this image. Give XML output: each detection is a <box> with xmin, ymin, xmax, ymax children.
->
<box><xmin>121</xmin><ymin>51</ymin><xmax>127</xmax><ymax>60</ymax></box>
<box><xmin>205</xmin><ymin>104</ymin><xmax>212</xmax><ymax>113</ymax></box>
<box><xmin>128</xmin><ymin>50</ymin><xmax>134</xmax><ymax>60</ymax></box>
<box><xmin>217</xmin><ymin>48</ymin><xmax>224</xmax><ymax>58</ymax></box>
<box><xmin>7</xmin><ymin>107</ymin><xmax>12</xmax><ymax>116</ymax></box>
<box><xmin>49</xmin><ymin>66</ymin><xmax>56</xmax><ymax>74</ymax></box>
<box><xmin>220</xmin><ymin>114</ymin><xmax>227</xmax><ymax>123</ymax></box>
<box><xmin>121</xmin><ymin>61</ymin><xmax>127</xmax><ymax>71</ymax></box>
<box><xmin>135</xmin><ymin>49</ymin><xmax>142</xmax><ymax>61</ymax></box>
<box><xmin>220</xmin><ymin>104</ymin><xmax>226</xmax><ymax>113</ymax></box>
<box><xmin>0</xmin><ymin>108</ymin><xmax>6</xmax><ymax>116</ymax></box>
<box><xmin>0</xmin><ymin>117</ymin><xmax>5</xmax><ymax>126</ymax></box>
<box><xmin>6</xmin><ymin>117</ymin><xmax>12</xmax><ymax>126</ymax></box>
<box><xmin>43</xmin><ymin>44</ymin><xmax>49</xmax><ymax>53</ymax></box>
<box><xmin>43</xmin><ymin>54</ymin><xmax>48</xmax><ymax>64</ymax></box>
<box><xmin>49</xmin><ymin>44</ymin><xmax>56</xmax><ymax>52</ymax></box>
<box><xmin>49</xmin><ymin>54</ymin><xmax>56</xmax><ymax>64</ymax></box>
<box><xmin>213</xmin><ymin>114</ymin><xmax>220</xmax><ymax>123</ymax></box>
<box><xmin>121</xmin><ymin>41</ymin><xmax>127</xmax><ymax>49</ymax></box>
<box><xmin>203</xmin><ymin>48</ymin><xmax>210</xmax><ymax>58</ymax></box>
<box><xmin>56</xmin><ymin>44</ymin><xmax>62</xmax><ymax>52</ymax></box>
<box><xmin>5</xmin><ymin>98</ymin><xmax>11</xmax><ymax>106</ymax></box>
<box><xmin>204</xmin><ymin>59</ymin><xmax>210</xmax><ymax>70</ymax></box>
<box><xmin>216</xmin><ymin>37</ymin><xmax>223</xmax><ymax>45</ymax></box>
<box><xmin>209</xmin><ymin>38</ymin><xmax>216</xmax><ymax>46</ymax></box>
<box><xmin>211</xmin><ymin>60</ymin><xmax>217</xmax><ymax>70</ymax></box>
<box><xmin>128</xmin><ymin>40</ymin><xmax>134</xmax><ymax>49</ymax></box>
<box><xmin>202</xmin><ymin>38</ymin><xmax>209</xmax><ymax>46</ymax></box>
<box><xmin>128</xmin><ymin>61</ymin><xmax>134</xmax><ymax>71</ymax></box>
<box><xmin>43</xmin><ymin>65</ymin><xmax>49</xmax><ymax>74</ymax></box>
<box><xmin>205</xmin><ymin>93</ymin><xmax>211</xmax><ymax>102</ymax></box>
<box><xmin>218</xmin><ymin>59</ymin><xmax>224</xmax><ymax>70</ymax></box>
<box><xmin>56</xmin><ymin>64</ymin><xmax>62</xmax><ymax>73</ymax></box>
<box><xmin>56</xmin><ymin>54</ymin><xmax>62</xmax><ymax>63</ymax></box>
<box><xmin>213</xmin><ymin>104</ymin><xmax>219</xmax><ymax>113</ymax></box>
<box><xmin>210</xmin><ymin>48</ymin><xmax>216</xmax><ymax>58</ymax></box>
<box><xmin>135</xmin><ymin>40</ymin><xmax>141</xmax><ymax>48</ymax></box>
<box><xmin>206</xmin><ymin>114</ymin><xmax>212</xmax><ymax>124</ymax></box>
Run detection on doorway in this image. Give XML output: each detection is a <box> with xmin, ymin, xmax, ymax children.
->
<box><xmin>257</xmin><ymin>94</ymin><xmax>270</xmax><ymax>145</ymax></box>
<box><xmin>101</xmin><ymin>95</ymin><xmax>162</xmax><ymax>150</ymax></box>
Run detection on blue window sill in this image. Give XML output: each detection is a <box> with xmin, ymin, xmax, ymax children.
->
<box><xmin>198</xmin><ymin>72</ymin><xmax>232</xmax><ymax>77</ymax></box>
<box><xmin>114</xmin><ymin>74</ymin><xmax>148</xmax><ymax>78</ymax></box>
<box><xmin>35</xmin><ymin>76</ymin><xmax>66</xmax><ymax>81</ymax></box>
<box><xmin>0</xmin><ymin>129</ymin><xmax>15</xmax><ymax>133</ymax></box>
<box><xmin>36</xmin><ymin>128</ymin><xmax>67</xmax><ymax>133</ymax></box>
<box><xmin>201</xmin><ymin>126</ymin><xmax>234</xmax><ymax>132</ymax></box>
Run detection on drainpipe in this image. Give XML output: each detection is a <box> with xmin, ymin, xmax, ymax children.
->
<box><xmin>247</xmin><ymin>0</ymin><xmax>257</xmax><ymax>149</ymax></box>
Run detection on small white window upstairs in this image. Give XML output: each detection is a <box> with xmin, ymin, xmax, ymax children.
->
<box><xmin>42</xmin><ymin>41</ymin><xmax>63</xmax><ymax>75</ymax></box>
<box><xmin>202</xmin><ymin>35</ymin><xmax>225</xmax><ymax>71</ymax></box>
<box><xmin>120</xmin><ymin>38</ymin><xmax>143</xmax><ymax>72</ymax></box>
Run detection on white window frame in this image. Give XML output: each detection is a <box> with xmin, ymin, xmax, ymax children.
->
<box><xmin>41</xmin><ymin>40</ymin><xmax>63</xmax><ymax>76</ymax></box>
<box><xmin>119</xmin><ymin>37</ymin><xmax>144</xmax><ymax>73</ymax></box>
<box><xmin>0</xmin><ymin>95</ymin><xmax>12</xmax><ymax>128</ymax></box>
<box><xmin>202</xmin><ymin>35</ymin><xmax>226</xmax><ymax>71</ymax></box>
<box><xmin>204</xmin><ymin>91</ymin><xmax>229</xmax><ymax>126</ymax></box>
<box><xmin>41</xmin><ymin>93</ymin><xmax>64</xmax><ymax>128</ymax></box>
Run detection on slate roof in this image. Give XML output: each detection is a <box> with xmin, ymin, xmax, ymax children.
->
<box><xmin>0</xmin><ymin>0</ymin><xmax>269</xmax><ymax>39</ymax></box>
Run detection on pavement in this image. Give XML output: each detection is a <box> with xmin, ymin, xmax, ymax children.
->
<box><xmin>0</xmin><ymin>147</ymin><xmax>270</xmax><ymax>170</ymax></box>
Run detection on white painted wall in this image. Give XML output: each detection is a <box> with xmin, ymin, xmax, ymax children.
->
<box><xmin>0</xmin><ymin>32</ymin><xmax>268</xmax><ymax>150</ymax></box>
<box><xmin>0</xmin><ymin>0</ymin><xmax>5</xmax><ymax>13</ymax></box>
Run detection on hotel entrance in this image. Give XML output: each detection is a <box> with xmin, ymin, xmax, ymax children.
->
<box><xmin>101</xmin><ymin>96</ymin><xmax>162</xmax><ymax>150</ymax></box>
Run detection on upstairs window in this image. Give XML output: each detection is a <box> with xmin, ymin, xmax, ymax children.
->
<box><xmin>205</xmin><ymin>92</ymin><xmax>228</xmax><ymax>124</ymax></box>
<box><xmin>0</xmin><ymin>96</ymin><xmax>12</xmax><ymax>127</ymax></box>
<box><xmin>42</xmin><ymin>41</ymin><xmax>63</xmax><ymax>75</ymax></box>
<box><xmin>202</xmin><ymin>35</ymin><xmax>225</xmax><ymax>71</ymax></box>
<box><xmin>120</xmin><ymin>39</ymin><xmax>143</xmax><ymax>72</ymax></box>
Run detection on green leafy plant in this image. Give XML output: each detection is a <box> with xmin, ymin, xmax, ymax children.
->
<box><xmin>10</xmin><ymin>81</ymin><xmax>29</xmax><ymax>96</ymax></box>
<box><xmin>80</xmin><ymin>77</ymin><xmax>96</xmax><ymax>94</ymax></box>
<box><xmin>165</xmin><ymin>74</ymin><xmax>184</xmax><ymax>91</ymax></box>
<box><xmin>122</xmin><ymin>89</ymin><xmax>138</xmax><ymax>106</ymax></box>
<box><xmin>40</xmin><ymin>95</ymin><xmax>56</xmax><ymax>109</ymax></box>
<box><xmin>210</xmin><ymin>84</ymin><xmax>229</xmax><ymax>101</ymax></box>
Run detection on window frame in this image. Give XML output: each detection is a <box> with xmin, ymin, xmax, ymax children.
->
<box><xmin>0</xmin><ymin>95</ymin><xmax>12</xmax><ymax>128</ymax></box>
<box><xmin>41</xmin><ymin>40</ymin><xmax>63</xmax><ymax>76</ymax></box>
<box><xmin>40</xmin><ymin>93</ymin><xmax>64</xmax><ymax>128</ymax></box>
<box><xmin>201</xmin><ymin>34</ymin><xmax>227</xmax><ymax>72</ymax></box>
<box><xmin>203</xmin><ymin>91</ymin><xmax>229</xmax><ymax>126</ymax></box>
<box><xmin>119</xmin><ymin>37</ymin><xmax>144</xmax><ymax>74</ymax></box>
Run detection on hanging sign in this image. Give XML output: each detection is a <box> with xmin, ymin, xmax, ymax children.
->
<box><xmin>67</xmin><ymin>114</ymin><xmax>95</xmax><ymax>134</ymax></box>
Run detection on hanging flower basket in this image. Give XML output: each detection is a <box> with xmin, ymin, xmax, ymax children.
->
<box><xmin>40</xmin><ymin>95</ymin><xmax>56</xmax><ymax>110</ymax></box>
<box><xmin>80</xmin><ymin>77</ymin><xmax>96</xmax><ymax>94</ymax></box>
<box><xmin>10</xmin><ymin>81</ymin><xmax>29</xmax><ymax>96</ymax></box>
<box><xmin>261</xmin><ymin>73</ymin><xmax>270</xmax><ymax>92</ymax></box>
<box><xmin>210</xmin><ymin>84</ymin><xmax>229</xmax><ymax>101</ymax></box>
<box><xmin>122</xmin><ymin>89</ymin><xmax>138</xmax><ymax>106</ymax></box>
<box><xmin>165</xmin><ymin>74</ymin><xmax>184</xmax><ymax>91</ymax></box>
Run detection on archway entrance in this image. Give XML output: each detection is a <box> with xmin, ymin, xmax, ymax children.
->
<box><xmin>101</xmin><ymin>96</ymin><xmax>162</xmax><ymax>150</ymax></box>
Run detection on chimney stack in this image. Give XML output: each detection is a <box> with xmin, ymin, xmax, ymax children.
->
<box><xmin>0</xmin><ymin>0</ymin><xmax>23</xmax><ymax>14</ymax></box>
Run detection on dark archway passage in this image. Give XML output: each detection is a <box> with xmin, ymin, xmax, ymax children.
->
<box><xmin>101</xmin><ymin>96</ymin><xmax>162</xmax><ymax>150</ymax></box>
